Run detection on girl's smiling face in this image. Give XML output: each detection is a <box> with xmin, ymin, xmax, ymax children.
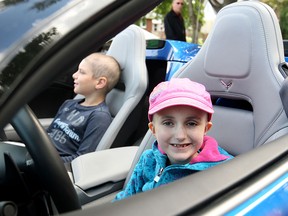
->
<box><xmin>149</xmin><ymin>105</ymin><xmax>212</xmax><ymax>165</ymax></box>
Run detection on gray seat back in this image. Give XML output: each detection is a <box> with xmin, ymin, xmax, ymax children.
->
<box><xmin>174</xmin><ymin>1</ymin><xmax>288</xmax><ymax>156</ymax></box>
<box><xmin>125</xmin><ymin>1</ymin><xmax>288</xmax><ymax>186</ymax></box>
<box><xmin>96</xmin><ymin>24</ymin><xmax>148</xmax><ymax>150</ymax></box>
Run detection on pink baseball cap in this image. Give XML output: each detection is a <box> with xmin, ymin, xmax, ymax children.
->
<box><xmin>148</xmin><ymin>78</ymin><xmax>214</xmax><ymax>121</ymax></box>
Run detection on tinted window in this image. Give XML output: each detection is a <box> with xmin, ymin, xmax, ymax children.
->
<box><xmin>0</xmin><ymin>0</ymin><xmax>71</xmax><ymax>52</ymax></box>
<box><xmin>0</xmin><ymin>0</ymin><xmax>114</xmax><ymax>103</ymax></box>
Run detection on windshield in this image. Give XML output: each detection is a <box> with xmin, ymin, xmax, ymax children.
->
<box><xmin>0</xmin><ymin>0</ymin><xmax>71</xmax><ymax>53</ymax></box>
<box><xmin>0</xmin><ymin>0</ymin><xmax>112</xmax><ymax>105</ymax></box>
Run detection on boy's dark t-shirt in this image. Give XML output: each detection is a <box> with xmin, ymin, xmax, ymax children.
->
<box><xmin>47</xmin><ymin>99</ymin><xmax>112</xmax><ymax>163</ymax></box>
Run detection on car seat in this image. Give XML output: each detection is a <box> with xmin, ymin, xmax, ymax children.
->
<box><xmin>125</xmin><ymin>1</ymin><xmax>288</xmax><ymax>185</ymax></box>
<box><xmin>70</xmin><ymin>25</ymin><xmax>148</xmax><ymax>204</ymax></box>
<box><xmin>174</xmin><ymin>1</ymin><xmax>288</xmax><ymax>156</ymax></box>
<box><xmin>76</xmin><ymin>24</ymin><xmax>148</xmax><ymax>150</ymax></box>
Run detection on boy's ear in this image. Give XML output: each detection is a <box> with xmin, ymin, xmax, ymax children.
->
<box><xmin>95</xmin><ymin>77</ymin><xmax>107</xmax><ymax>89</ymax></box>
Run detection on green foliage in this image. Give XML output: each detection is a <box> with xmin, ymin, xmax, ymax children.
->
<box><xmin>190</xmin><ymin>0</ymin><xmax>205</xmax><ymax>26</ymax></box>
<box><xmin>140</xmin><ymin>0</ymin><xmax>288</xmax><ymax>42</ymax></box>
<box><xmin>279</xmin><ymin>2</ymin><xmax>288</xmax><ymax>39</ymax></box>
<box><xmin>154</xmin><ymin>0</ymin><xmax>172</xmax><ymax>20</ymax></box>
<box><xmin>262</xmin><ymin>0</ymin><xmax>288</xmax><ymax>39</ymax></box>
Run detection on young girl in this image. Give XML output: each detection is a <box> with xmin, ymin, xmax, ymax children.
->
<box><xmin>114</xmin><ymin>78</ymin><xmax>233</xmax><ymax>201</ymax></box>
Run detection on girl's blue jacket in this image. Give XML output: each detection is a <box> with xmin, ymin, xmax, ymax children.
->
<box><xmin>114</xmin><ymin>136</ymin><xmax>233</xmax><ymax>201</ymax></box>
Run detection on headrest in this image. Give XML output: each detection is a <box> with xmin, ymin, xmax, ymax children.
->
<box><xmin>106</xmin><ymin>24</ymin><xmax>146</xmax><ymax>95</ymax></box>
<box><xmin>174</xmin><ymin>1</ymin><xmax>287</xmax><ymax>150</ymax></box>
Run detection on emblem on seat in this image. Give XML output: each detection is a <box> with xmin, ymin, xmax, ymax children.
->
<box><xmin>220</xmin><ymin>80</ymin><xmax>232</xmax><ymax>90</ymax></box>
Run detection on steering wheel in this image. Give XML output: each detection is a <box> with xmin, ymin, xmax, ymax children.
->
<box><xmin>11</xmin><ymin>105</ymin><xmax>81</xmax><ymax>214</ymax></box>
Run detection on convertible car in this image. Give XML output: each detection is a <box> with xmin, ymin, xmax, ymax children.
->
<box><xmin>0</xmin><ymin>0</ymin><xmax>288</xmax><ymax>215</ymax></box>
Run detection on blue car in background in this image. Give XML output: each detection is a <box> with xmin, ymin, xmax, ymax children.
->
<box><xmin>146</xmin><ymin>39</ymin><xmax>201</xmax><ymax>80</ymax></box>
<box><xmin>146</xmin><ymin>39</ymin><xmax>288</xmax><ymax>81</ymax></box>
<box><xmin>284</xmin><ymin>40</ymin><xmax>288</xmax><ymax>62</ymax></box>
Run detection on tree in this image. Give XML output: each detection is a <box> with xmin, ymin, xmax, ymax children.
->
<box><xmin>279</xmin><ymin>4</ymin><xmax>288</xmax><ymax>39</ymax></box>
<box><xmin>147</xmin><ymin>0</ymin><xmax>287</xmax><ymax>44</ymax></box>
<box><xmin>262</xmin><ymin>0</ymin><xmax>288</xmax><ymax>39</ymax></box>
<box><xmin>187</xmin><ymin>0</ymin><xmax>205</xmax><ymax>43</ymax></box>
<box><xmin>208</xmin><ymin>0</ymin><xmax>236</xmax><ymax>13</ymax></box>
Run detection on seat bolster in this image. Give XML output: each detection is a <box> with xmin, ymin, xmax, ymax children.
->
<box><xmin>208</xmin><ymin>106</ymin><xmax>254</xmax><ymax>155</ymax></box>
<box><xmin>280</xmin><ymin>77</ymin><xmax>288</xmax><ymax>118</ymax></box>
<box><xmin>124</xmin><ymin>130</ymin><xmax>155</xmax><ymax>187</ymax></box>
<box><xmin>72</xmin><ymin>146</ymin><xmax>138</xmax><ymax>190</ymax></box>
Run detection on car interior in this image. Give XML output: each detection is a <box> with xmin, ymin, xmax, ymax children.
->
<box><xmin>1</xmin><ymin>1</ymin><xmax>288</xmax><ymax>215</ymax></box>
<box><xmin>68</xmin><ymin>0</ymin><xmax>288</xmax><ymax>210</ymax></box>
